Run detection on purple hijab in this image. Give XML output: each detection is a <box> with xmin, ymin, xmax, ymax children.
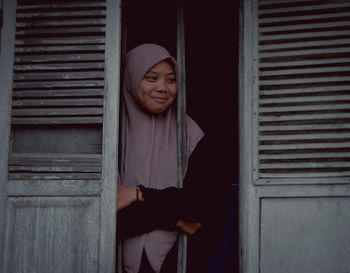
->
<box><xmin>121</xmin><ymin>43</ymin><xmax>204</xmax><ymax>273</ymax></box>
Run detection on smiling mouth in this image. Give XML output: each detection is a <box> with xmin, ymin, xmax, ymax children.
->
<box><xmin>153</xmin><ymin>97</ymin><xmax>168</xmax><ymax>103</ymax></box>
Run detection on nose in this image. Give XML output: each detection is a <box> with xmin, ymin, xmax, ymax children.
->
<box><xmin>156</xmin><ymin>79</ymin><xmax>168</xmax><ymax>92</ymax></box>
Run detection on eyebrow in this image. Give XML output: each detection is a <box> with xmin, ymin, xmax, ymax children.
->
<box><xmin>146</xmin><ymin>70</ymin><xmax>176</xmax><ymax>76</ymax></box>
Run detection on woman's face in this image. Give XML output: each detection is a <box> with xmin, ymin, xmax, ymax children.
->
<box><xmin>137</xmin><ymin>60</ymin><xmax>177</xmax><ymax>114</ymax></box>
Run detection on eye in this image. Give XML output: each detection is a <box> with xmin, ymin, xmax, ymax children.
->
<box><xmin>144</xmin><ymin>75</ymin><xmax>157</xmax><ymax>82</ymax></box>
<box><xmin>168</xmin><ymin>77</ymin><xmax>176</xmax><ymax>84</ymax></box>
<box><xmin>143</xmin><ymin>73</ymin><xmax>158</xmax><ymax>82</ymax></box>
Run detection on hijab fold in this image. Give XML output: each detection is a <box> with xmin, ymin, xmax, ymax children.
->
<box><xmin>121</xmin><ymin>43</ymin><xmax>204</xmax><ymax>273</ymax></box>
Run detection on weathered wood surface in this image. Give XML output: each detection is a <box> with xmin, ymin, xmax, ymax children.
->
<box><xmin>12</xmin><ymin>0</ymin><xmax>106</xmax><ymax>125</ymax></box>
<box><xmin>98</xmin><ymin>0</ymin><xmax>121</xmax><ymax>272</ymax></box>
<box><xmin>2</xmin><ymin>1</ymin><xmax>118</xmax><ymax>273</ymax></box>
<box><xmin>260</xmin><ymin>197</ymin><xmax>350</xmax><ymax>273</ymax></box>
<box><xmin>240</xmin><ymin>2</ymin><xmax>350</xmax><ymax>273</ymax></box>
<box><xmin>0</xmin><ymin>0</ymin><xmax>17</xmax><ymax>271</ymax></box>
<box><xmin>257</xmin><ymin>0</ymin><xmax>350</xmax><ymax>181</ymax></box>
<box><xmin>3</xmin><ymin>197</ymin><xmax>100</xmax><ymax>273</ymax></box>
<box><xmin>8</xmin><ymin>180</ymin><xmax>101</xmax><ymax>196</ymax></box>
<box><xmin>176</xmin><ymin>1</ymin><xmax>187</xmax><ymax>272</ymax></box>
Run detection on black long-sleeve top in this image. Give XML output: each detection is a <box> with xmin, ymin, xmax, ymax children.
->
<box><xmin>116</xmin><ymin>135</ymin><xmax>229</xmax><ymax>239</ymax></box>
<box><xmin>117</xmin><ymin>134</ymin><xmax>234</xmax><ymax>272</ymax></box>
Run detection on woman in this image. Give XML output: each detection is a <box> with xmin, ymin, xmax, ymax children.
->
<box><xmin>116</xmin><ymin>43</ymin><xmax>204</xmax><ymax>273</ymax></box>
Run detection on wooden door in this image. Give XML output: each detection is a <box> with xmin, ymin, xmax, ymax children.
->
<box><xmin>240</xmin><ymin>0</ymin><xmax>350</xmax><ymax>272</ymax></box>
<box><xmin>0</xmin><ymin>0</ymin><xmax>121</xmax><ymax>272</ymax></box>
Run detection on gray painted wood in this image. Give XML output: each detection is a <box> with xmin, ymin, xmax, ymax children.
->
<box><xmin>176</xmin><ymin>0</ymin><xmax>187</xmax><ymax>272</ymax></box>
<box><xmin>3</xmin><ymin>197</ymin><xmax>100</xmax><ymax>273</ymax></box>
<box><xmin>98</xmin><ymin>0</ymin><xmax>121</xmax><ymax>272</ymax></box>
<box><xmin>260</xmin><ymin>197</ymin><xmax>350</xmax><ymax>273</ymax></box>
<box><xmin>11</xmin><ymin>128</ymin><xmax>102</xmax><ymax>154</ymax></box>
<box><xmin>8</xmin><ymin>180</ymin><xmax>101</xmax><ymax>196</ymax></box>
<box><xmin>257</xmin><ymin>0</ymin><xmax>350</xmax><ymax>183</ymax></box>
<box><xmin>1</xmin><ymin>0</ymin><xmax>120</xmax><ymax>272</ymax></box>
<box><xmin>239</xmin><ymin>0</ymin><xmax>261</xmax><ymax>272</ymax></box>
<box><xmin>117</xmin><ymin>7</ymin><xmax>128</xmax><ymax>272</ymax></box>
<box><xmin>0</xmin><ymin>0</ymin><xmax>17</xmax><ymax>271</ymax></box>
<box><xmin>240</xmin><ymin>1</ymin><xmax>350</xmax><ymax>273</ymax></box>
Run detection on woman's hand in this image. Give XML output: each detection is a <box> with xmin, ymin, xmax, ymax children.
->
<box><xmin>176</xmin><ymin>220</ymin><xmax>202</xmax><ymax>235</ymax></box>
<box><xmin>117</xmin><ymin>185</ymin><xmax>144</xmax><ymax>211</ymax></box>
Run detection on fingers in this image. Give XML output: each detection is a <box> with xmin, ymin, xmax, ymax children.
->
<box><xmin>176</xmin><ymin>220</ymin><xmax>202</xmax><ymax>235</ymax></box>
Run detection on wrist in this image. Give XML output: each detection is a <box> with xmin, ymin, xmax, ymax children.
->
<box><xmin>136</xmin><ymin>185</ymin><xmax>144</xmax><ymax>202</ymax></box>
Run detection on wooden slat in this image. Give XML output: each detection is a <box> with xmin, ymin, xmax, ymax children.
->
<box><xmin>14</xmin><ymin>62</ymin><xmax>104</xmax><ymax>71</ymax></box>
<box><xmin>13</xmin><ymin>89</ymin><xmax>103</xmax><ymax>98</ymax></box>
<box><xmin>259</xmin><ymin>171</ymin><xmax>350</xmax><ymax>178</ymax></box>
<box><xmin>260</xmin><ymin>123</ymin><xmax>350</xmax><ymax>131</ymax></box>
<box><xmin>16</xmin><ymin>18</ymin><xmax>106</xmax><ymax>28</ymax></box>
<box><xmin>260</xmin><ymin>30</ymin><xmax>350</xmax><ymax>42</ymax></box>
<box><xmin>13</xmin><ymin>71</ymin><xmax>105</xmax><ymax>80</ymax></box>
<box><xmin>260</xmin><ymin>152</ymin><xmax>350</xmax><ymax>160</ymax></box>
<box><xmin>9</xmin><ymin>153</ymin><xmax>101</xmax><ymax>162</ymax></box>
<box><xmin>260</xmin><ymin>132</ymin><xmax>350</xmax><ymax>141</ymax></box>
<box><xmin>15</xmin><ymin>53</ymin><xmax>105</xmax><ymax>63</ymax></box>
<box><xmin>260</xmin><ymin>94</ymin><xmax>350</xmax><ymax>104</ymax></box>
<box><xmin>7</xmin><ymin>180</ymin><xmax>101</xmax><ymax>196</ymax></box>
<box><xmin>260</xmin><ymin>38</ymin><xmax>350</xmax><ymax>51</ymax></box>
<box><xmin>16</xmin><ymin>2</ymin><xmax>106</xmax><ymax>10</ymax></box>
<box><xmin>260</xmin><ymin>105</ymin><xmax>350</xmax><ymax>114</ymax></box>
<box><xmin>12</xmin><ymin>98</ymin><xmax>103</xmax><ymax>107</ymax></box>
<box><xmin>12</xmin><ymin>117</ymin><xmax>103</xmax><ymax>124</ymax></box>
<box><xmin>260</xmin><ymin>21</ymin><xmax>350</xmax><ymax>33</ymax></box>
<box><xmin>260</xmin><ymin>57</ymin><xmax>350</xmax><ymax>68</ymax></box>
<box><xmin>13</xmin><ymin>80</ymin><xmax>104</xmax><ymax>89</ymax></box>
<box><xmin>9</xmin><ymin>166</ymin><xmax>101</xmax><ymax>172</ymax></box>
<box><xmin>8</xmin><ymin>173</ymin><xmax>101</xmax><ymax>180</ymax></box>
<box><xmin>259</xmin><ymin>0</ymin><xmax>345</xmax><ymax>4</ymax></box>
<box><xmin>15</xmin><ymin>37</ymin><xmax>105</xmax><ymax>45</ymax></box>
<box><xmin>255</xmin><ymin>177</ymin><xmax>350</xmax><ymax>185</ymax></box>
<box><xmin>260</xmin><ymin>80</ymin><xmax>350</xmax><ymax>89</ymax></box>
<box><xmin>260</xmin><ymin>162</ymin><xmax>350</xmax><ymax>169</ymax></box>
<box><xmin>260</xmin><ymin>47</ymin><xmax>350</xmax><ymax>58</ymax></box>
<box><xmin>259</xmin><ymin>11</ymin><xmax>350</xmax><ymax>24</ymax></box>
<box><xmin>16</xmin><ymin>26</ymin><xmax>105</xmax><ymax>36</ymax></box>
<box><xmin>16</xmin><ymin>10</ymin><xmax>106</xmax><ymax>19</ymax></box>
<box><xmin>12</xmin><ymin>108</ymin><xmax>103</xmax><ymax>116</ymax></box>
<box><xmin>9</xmin><ymin>161</ymin><xmax>101</xmax><ymax>167</ymax></box>
<box><xmin>259</xmin><ymin>142</ymin><xmax>350</xmax><ymax>150</ymax></box>
<box><xmin>259</xmin><ymin>113</ymin><xmax>350</xmax><ymax>122</ymax></box>
<box><xmin>260</xmin><ymin>83</ymin><xmax>350</xmax><ymax>93</ymax></box>
<box><xmin>15</xmin><ymin>44</ymin><xmax>105</xmax><ymax>53</ymax></box>
<box><xmin>259</xmin><ymin>2</ymin><xmax>350</xmax><ymax>14</ymax></box>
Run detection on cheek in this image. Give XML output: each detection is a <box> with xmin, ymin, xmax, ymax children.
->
<box><xmin>170</xmin><ymin>86</ymin><xmax>177</xmax><ymax>99</ymax></box>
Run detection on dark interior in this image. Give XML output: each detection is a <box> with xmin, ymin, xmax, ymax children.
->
<box><xmin>124</xmin><ymin>0</ymin><xmax>239</xmax><ymax>272</ymax></box>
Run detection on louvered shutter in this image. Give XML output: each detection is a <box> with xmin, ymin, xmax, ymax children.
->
<box><xmin>0</xmin><ymin>0</ymin><xmax>121</xmax><ymax>272</ymax></box>
<box><xmin>255</xmin><ymin>0</ymin><xmax>350</xmax><ymax>184</ymax></box>
<box><xmin>240</xmin><ymin>1</ymin><xmax>350</xmax><ymax>273</ymax></box>
<box><xmin>10</xmin><ymin>0</ymin><xmax>106</xmax><ymax>179</ymax></box>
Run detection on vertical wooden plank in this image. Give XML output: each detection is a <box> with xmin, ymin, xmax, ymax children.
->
<box><xmin>117</xmin><ymin>2</ymin><xmax>128</xmax><ymax>271</ymax></box>
<box><xmin>0</xmin><ymin>0</ymin><xmax>16</xmax><ymax>270</ymax></box>
<box><xmin>3</xmin><ymin>197</ymin><xmax>100</xmax><ymax>273</ymax></box>
<box><xmin>176</xmin><ymin>0</ymin><xmax>187</xmax><ymax>272</ymax></box>
<box><xmin>239</xmin><ymin>0</ymin><xmax>260</xmax><ymax>272</ymax></box>
<box><xmin>99</xmin><ymin>0</ymin><xmax>121</xmax><ymax>272</ymax></box>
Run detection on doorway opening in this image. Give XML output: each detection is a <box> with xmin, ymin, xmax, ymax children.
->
<box><xmin>122</xmin><ymin>0</ymin><xmax>239</xmax><ymax>272</ymax></box>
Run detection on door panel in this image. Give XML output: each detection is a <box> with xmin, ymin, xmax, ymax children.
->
<box><xmin>260</xmin><ymin>197</ymin><xmax>350</xmax><ymax>273</ymax></box>
<box><xmin>240</xmin><ymin>0</ymin><xmax>350</xmax><ymax>272</ymax></box>
<box><xmin>4</xmin><ymin>197</ymin><xmax>100</xmax><ymax>273</ymax></box>
<box><xmin>0</xmin><ymin>0</ymin><xmax>121</xmax><ymax>272</ymax></box>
